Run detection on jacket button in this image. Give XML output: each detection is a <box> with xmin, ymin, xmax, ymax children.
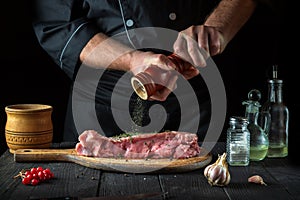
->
<box><xmin>126</xmin><ymin>19</ymin><xmax>134</xmax><ymax>27</ymax></box>
<box><xmin>169</xmin><ymin>12</ymin><xmax>176</xmax><ymax>20</ymax></box>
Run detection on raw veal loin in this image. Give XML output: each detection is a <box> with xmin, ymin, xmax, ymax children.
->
<box><xmin>75</xmin><ymin>130</ymin><xmax>201</xmax><ymax>159</ymax></box>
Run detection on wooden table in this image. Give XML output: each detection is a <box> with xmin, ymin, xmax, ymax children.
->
<box><xmin>0</xmin><ymin>142</ymin><xmax>299</xmax><ymax>200</ymax></box>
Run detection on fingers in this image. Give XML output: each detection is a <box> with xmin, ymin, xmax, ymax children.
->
<box><xmin>186</xmin><ymin>34</ymin><xmax>207</xmax><ymax>67</ymax></box>
<box><xmin>173</xmin><ymin>32</ymin><xmax>194</xmax><ymax>67</ymax></box>
<box><xmin>181</xmin><ymin>65</ymin><xmax>200</xmax><ymax>80</ymax></box>
<box><xmin>149</xmin><ymin>74</ymin><xmax>178</xmax><ymax>101</ymax></box>
<box><xmin>206</xmin><ymin>28</ymin><xmax>222</xmax><ymax>56</ymax></box>
<box><xmin>131</xmin><ymin>53</ymin><xmax>180</xmax><ymax>101</ymax></box>
<box><xmin>173</xmin><ymin>25</ymin><xmax>223</xmax><ymax>67</ymax></box>
<box><xmin>155</xmin><ymin>54</ymin><xmax>177</xmax><ymax>71</ymax></box>
<box><xmin>174</xmin><ymin>27</ymin><xmax>207</xmax><ymax>67</ymax></box>
<box><xmin>131</xmin><ymin>52</ymin><xmax>197</xmax><ymax>101</ymax></box>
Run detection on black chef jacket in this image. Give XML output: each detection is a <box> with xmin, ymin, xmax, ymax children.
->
<box><xmin>31</xmin><ymin>0</ymin><xmax>220</xmax><ymax>142</ymax></box>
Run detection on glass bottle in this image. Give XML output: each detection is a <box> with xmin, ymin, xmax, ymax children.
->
<box><xmin>226</xmin><ymin>116</ymin><xmax>250</xmax><ymax>166</ymax></box>
<box><xmin>260</xmin><ymin>78</ymin><xmax>289</xmax><ymax>158</ymax></box>
<box><xmin>242</xmin><ymin>89</ymin><xmax>269</xmax><ymax>161</ymax></box>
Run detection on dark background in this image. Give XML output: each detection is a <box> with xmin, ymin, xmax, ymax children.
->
<box><xmin>1</xmin><ymin>1</ymin><xmax>296</xmax><ymax>161</ymax></box>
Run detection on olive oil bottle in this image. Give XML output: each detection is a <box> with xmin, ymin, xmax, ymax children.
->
<box><xmin>260</xmin><ymin>65</ymin><xmax>289</xmax><ymax>158</ymax></box>
<box><xmin>243</xmin><ymin>89</ymin><xmax>269</xmax><ymax>161</ymax></box>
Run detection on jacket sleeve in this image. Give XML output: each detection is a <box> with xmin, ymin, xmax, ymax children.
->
<box><xmin>31</xmin><ymin>0</ymin><xmax>99</xmax><ymax>80</ymax></box>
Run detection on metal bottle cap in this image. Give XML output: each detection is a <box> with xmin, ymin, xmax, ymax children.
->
<box><xmin>229</xmin><ymin>116</ymin><xmax>249</xmax><ymax>125</ymax></box>
<box><xmin>268</xmin><ymin>79</ymin><xmax>283</xmax><ymax>84</ymax></box>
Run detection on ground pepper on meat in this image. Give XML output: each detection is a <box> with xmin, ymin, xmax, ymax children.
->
<box><xmin>76</xmin><ymin>130</ymin><xmax>201</xmax><ymax>159</ymax></box>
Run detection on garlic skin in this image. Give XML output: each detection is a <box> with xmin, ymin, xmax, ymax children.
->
<box><xmin>248</xmin><ymin>175</ymin><xmax>267</xmax><ymax>186</ymax></box>
<box><xmin>204</xmin><ymin>152</ymin><xmax>231</xmax><ymax>186</ymax></box>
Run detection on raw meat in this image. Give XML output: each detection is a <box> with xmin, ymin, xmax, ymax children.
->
<box><xmin>75</xmin><ymin>130</ymin><xmax>201</xmax><ymax>159</ymax></box>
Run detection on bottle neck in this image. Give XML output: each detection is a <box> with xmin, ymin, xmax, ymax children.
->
<box><xmin>268</xmin><ymin>82</ymin><xmax>283</xmax><ymax>103</ymax></box>
<box><xmin>243</xmin><ymin>101</ymin><xmax>260</xmax><ymax>124</ymax></box>
<box><xmin>245</xmin><ymin>111</ymin><xmax>258</xmax><ymax>124</ymax></box>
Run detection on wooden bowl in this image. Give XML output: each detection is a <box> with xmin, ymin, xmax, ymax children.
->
<box><xmin>5</xmin><ymin>104</ymin><xmax>53</xmax><ymax>153</ymax></box>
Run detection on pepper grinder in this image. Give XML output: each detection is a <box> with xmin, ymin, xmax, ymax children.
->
<box><xmin>131</xmin><ymin>53</ymin><xmax>185</xmax><ymax>100</ymax></box>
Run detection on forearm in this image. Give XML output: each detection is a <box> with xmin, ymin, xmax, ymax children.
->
<box><xmin>79</xmin><ymin>33</ymin><xmax>138</xmax><ymax>71</ymax></box>
<box><xmin>204</xmin><ymin>0</ymin><xmax>257</xmax><ymax>43</ymax></box>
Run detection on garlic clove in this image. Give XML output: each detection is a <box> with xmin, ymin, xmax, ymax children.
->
<box><xmin>248</xmin><ymin>175</ymin><xmax>267</xmax><ymax>186</ymax></box>
<box><xmin>204</xmin><ymin>152</ymin><xmax>230</xmax><ymax>186</ymax></box>
<box><xmin>208</xmin><ymin>165</ymin><xmax>223</xmax><ymax>181</ymax></box>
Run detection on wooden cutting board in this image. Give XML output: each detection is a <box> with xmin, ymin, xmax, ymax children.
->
<box><xmin>14</xmin><ymin>148</ymin><xmax>212</xmax><ymax>173</ymax></box>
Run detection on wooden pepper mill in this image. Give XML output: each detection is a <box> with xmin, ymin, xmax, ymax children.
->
<box><xmin>131</xmin><ymin>53</ymin><xmax>186</xmax><ymax>100</ymax></box>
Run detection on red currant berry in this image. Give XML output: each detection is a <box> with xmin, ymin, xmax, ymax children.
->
<box><xmin>24</xmin><ymin>171</ymin><xmax>32</xmax><ymax>177</ymax></box>
<box><xmin>47</xmin><ymin>174</ymin><xmax>52</xmax><ymax>180</ymax></box>
<box><xmin>31</xmin><ymin>178</ymin><xmax>39</xmax><ymax>186</ymax></box>
<box><xmin>38</xmin><ymin>171</ymin><xmax>45</xmax><ymax>181</ymax></box>
<box><xmin>36</xmin><ymin>166</ymin><xmax>43</xmax><ymax>172</ymax></box>
<box><xmin>16</xmin><ymin>167</ymin><xmax>53</xmax><ymax>186</ymax></box>
<box><xmin>26</xmin><ymin>173</ymin><xmax>33</xmax><ymax>180</ymax></box>
<box><xmin>44</xmin><ymin>168</ymin><xmax>51</xmax><ymax>174</ymax></box>
<box><xmin>30</xmin><ymin>168</ymin><xmax>37</xmax><ymax>174</ymax></box>
<box><xmin>22</xmin><ymin>177</ymin><xmax>31</xmax><ymax>185</ymax></box>
<box><xmin>32</xmin><ymin>173</ymin><xmax>38</xmax><ymax>179</ymax></box>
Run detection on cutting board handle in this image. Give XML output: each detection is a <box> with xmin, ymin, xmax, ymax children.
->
<box><xmin>14</xmin><ymin>149</ymin><xmax>76</xmax><ymax>162</ymax></box>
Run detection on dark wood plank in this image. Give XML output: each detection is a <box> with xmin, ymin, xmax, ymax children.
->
<box><xmin>1</xmin><ymin>142</ymin><xmax>300</xmax><ymax>200</ymax></box>
<box><xmin>159</xmin><ymin>170</ymin><xmax>229</xmax><ymax>200</ymax></box>
<box><xmin>224</xmin><ymin>160</ymin><xmax>294</xmax><ymax>200</ymax></box>
<box><xmin>0</xmin><ymin>151</ymin><xmax>37</xmax><ymax>200</ymax></box>
<box><xmin>156</xmin><ymin>142</ymin><xmax>228</xmax><ymax>200</ymax></box>
<box><xmin>35</xmin><ymin>162</ymin><xmax>101</xmax><ymax>199</ymax></box>
<box><xmin>263</xmin><ymin>158</ymin><xmax>300</xmax><ymax>199</ymax></box>
<box><xmin>0</xmin><ymin>151</ymin><xmax>102</xmax><ymax>200</ymax></box>
<box><xmin>98</xmin><ymin>172</ymin><xmax>163</xmax><ymax>198</ymax></box>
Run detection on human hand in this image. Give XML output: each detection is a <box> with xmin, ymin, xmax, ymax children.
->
<box><xmin>173</xmin><ymin>25</ymin><xmax>225</xmax><ymax>67</ymax></box>
<box><xmin>129</xmin><ymin>51</ymin><xmax>179</xmax><ymax>101</ymax></box>
<box><xmin>168</xmin><ymin>53</ymin><xmax>199</xmax><ymax>80</ymax></box>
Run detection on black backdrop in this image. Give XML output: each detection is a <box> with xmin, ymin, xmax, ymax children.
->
<box><xmin>1</xmin><ymin>1</ymin><xmax>296</xmax><ymax>161</ymax></box>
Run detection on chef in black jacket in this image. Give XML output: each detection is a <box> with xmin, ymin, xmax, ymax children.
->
<box><xmin>31</xmin><ymin>0</ymin><xmax>257</xmax><ymax>142</ymax></box>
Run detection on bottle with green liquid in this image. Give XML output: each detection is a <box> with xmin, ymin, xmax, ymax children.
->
<box><xmin>260</xmin><ymin>65</ymin><xmax>289</xmax><ymax>158</ymax></box>
<box><xmin>242</xmin><ymin>89</ymin><xmax>269</xmax><ymax>161</ymax></box>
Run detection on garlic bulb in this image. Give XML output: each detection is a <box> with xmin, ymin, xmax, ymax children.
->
<box><xmin>204</xmin><ymin>152</ymin><xmax>231</xmax><ymax>186</ymax></box>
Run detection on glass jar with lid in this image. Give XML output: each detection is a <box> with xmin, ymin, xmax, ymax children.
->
<box><xmin>226</xmin><ymin>116</ymin><xmax>250</xmax><ymax>166</ymax></box>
